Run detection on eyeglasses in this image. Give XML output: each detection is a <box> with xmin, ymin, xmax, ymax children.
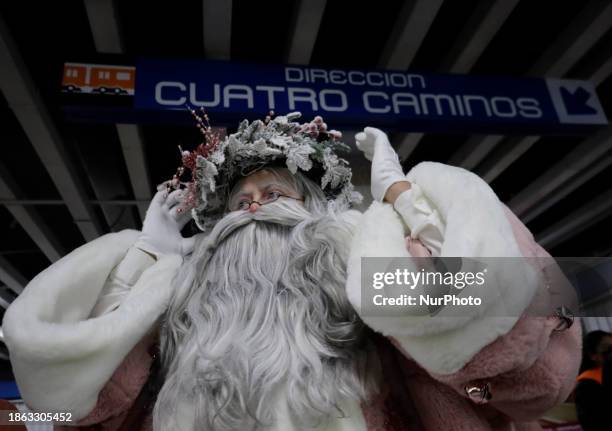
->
<box><xmin>230</xmin><ymin>190</ymin><xmax>304</xmax><ymax>211</ymax></box>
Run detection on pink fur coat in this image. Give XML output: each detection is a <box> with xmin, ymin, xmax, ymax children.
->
<box><xmin>58</xmin><ymin>204</ymin><xmax>581</xmax><ymax>431</ymax></box>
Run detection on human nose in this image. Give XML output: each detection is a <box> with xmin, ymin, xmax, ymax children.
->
<box><xmin>248</xmin><ymin>190</ymin><xmax>264</xmax><ymax>212</ymax></box>
<box><xmin>248</xmin><ymin>201</ymin><xmax>260</xmax><ymax>213</ymax></box>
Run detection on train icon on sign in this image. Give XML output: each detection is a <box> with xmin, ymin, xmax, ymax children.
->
<box><xmin>62</xmin><ymin>63</ymin><xmax>136</xmax><ymax>95</ymax></box>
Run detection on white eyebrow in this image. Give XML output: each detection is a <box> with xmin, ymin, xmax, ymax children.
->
<box><xmin>261</xmin><ymin>182</ymin><xmax>290</xmax><ymax>191</ymax></box>
<box><xmin>230</xmin><ymin>180</ymin><xmax>294</xmax><ymax>203</ymax></box>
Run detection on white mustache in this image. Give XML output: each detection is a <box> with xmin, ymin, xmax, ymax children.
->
<box><xmin>203</xmin><ymin>198</ymin><xmax>313</xmax><ymax>249</ymax></box>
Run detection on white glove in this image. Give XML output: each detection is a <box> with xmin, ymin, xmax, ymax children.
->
<box><xmin>355</xmin><ymin>127</ymin><xmax>407</xmax><ymax>202</ymax></box>
<box><xmin>134</xmin><ymin>188</ymin><xmax>195</xmax><ymax>258</ymax></box>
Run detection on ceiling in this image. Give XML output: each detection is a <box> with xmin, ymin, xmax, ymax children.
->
<box><xmin>0</xmin><ymin>0</ymin><xmax>612</xmax><ymax>337</ymax></box>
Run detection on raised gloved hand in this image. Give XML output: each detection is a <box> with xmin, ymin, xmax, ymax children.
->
<box><xmin>355</xmin><ymin>127</ymin><xmax>409</xmax><ymax>202</ymax></box>
<box><xmin>134</xmin><ymin>187</ymin><xmax>195</xmax><ymax>258</ymax></box>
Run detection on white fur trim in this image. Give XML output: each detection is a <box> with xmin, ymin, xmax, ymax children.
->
<box><xmin>2</xmin><ymin>230</ymin><xmax>182</xmax><ymax>419</ymax></box>
<box><xmin>347</xmin><ymin>162</ymin><xmax>538</xmax><ymax>374</ymax></box>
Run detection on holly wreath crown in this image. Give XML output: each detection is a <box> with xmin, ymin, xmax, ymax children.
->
<box><xmin>169</xmin><ymin>108</ymin><xmax>362</xmax><ymax>231</ymax></box>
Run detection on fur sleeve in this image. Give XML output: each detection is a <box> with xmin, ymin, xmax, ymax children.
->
<box><xmin>346</xmin><ymin>161</ymin><xmax>581</xmax><ymax>417</ymax></box>
<box><xmin>395</xmin><ymin>208</ymin><xmax>581</xmax><ymax>420</ymax></box>
<box><xmin>2</xmin><ymin>230</ymin><xmax>182</xmax><ymax>420</ymax></box>
<box><xmin>422</xmin><ymin>206</ymin><xmax>581</xmax><ymax>420</ymax></box>
<box><xmin>346</xmin><ymin>162</ymin><xmax>540</xmax><ymax>374</ymax></box>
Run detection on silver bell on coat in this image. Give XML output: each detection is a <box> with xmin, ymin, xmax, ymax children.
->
<box><xmin>464</xmin><ymin>382</ymin><xmax>492</xmax><ymax>404</ymax></box>
<box><xmin>552</xmin><ymin>306</ymin><xmax>574</xmax><ymax>331</ymax></box>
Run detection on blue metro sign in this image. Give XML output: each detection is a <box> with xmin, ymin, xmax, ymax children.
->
<box><xmin>64</xmin><ymin>58</ymin><xmax>609</xmax><ymax>134</ymax></box>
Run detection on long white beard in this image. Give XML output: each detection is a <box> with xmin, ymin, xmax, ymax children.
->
<box><xmin>154</xmin><ymin>200</ymin><xmax>374</xmax><ymax>431</ymax></box>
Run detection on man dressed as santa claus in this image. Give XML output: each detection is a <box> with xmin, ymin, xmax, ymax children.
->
<box><xmin>3</xmin><ymin>112</ymin><xmax>580</xmax><ymax>430</ymax></box>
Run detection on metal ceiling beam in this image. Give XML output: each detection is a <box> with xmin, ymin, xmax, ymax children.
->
<box><xmin>536</xmin><ymin>188</ymin><xmax>612</xmax><ymax>249</ymax></box>
<box><xmin>572</xmin><ymin>32</ymin><xmax>612</xmax><ymax>87</ymax></box>
<box><xmin>392</xmin><ymin>0</ymin><xmax>515</xmax><ymax>163</ymax></box>
<box><xmin>476</xmin><ymin>3</ymin><xmax>612</xmax><ymax>182</ymax></box>
<box><xmin>440</xmin><ymin>0</ymin><xmax>519</xmax><ymax>73</ymax></box>
<box><xmin>443</xmin><ymin>0</ymin><xmax>518</xmax><ymax>168</ymax></box>
<box><xmin>0</xmin><ymin>292</ymin><xmax>10</xmax><ymax>310</ymax></box>
<box><xmin>0</xmin><ymin>164</ymin><xmax>64</xmax><ymax>262</ymax></box>
<box><xmin>396</xmin><ymin>133</ymin><xmax>423</xmax><ymax>163</ymax></box>
<box><xmin>379</xmin><ymin>0</ymin><xmax>443</xmax><ymax>161</ymax></box>
<box><xmin>203</xmin><ymin>0</ymin><xmax>232</xmax><ymax>60</ymax></box>
<box><xmin>501</xmin><ymin>45</ymin><xmax>612</xmax><ymax>218</ymax></box>
<box><xmin>508</xmin><ymin>125</ymin><xmax>612</xmax><ymax>216</ymax></box>
<box><xmin>0</xmin><ymin>18</ymin><xmax>101</xmax><ymax>241</ymax></box>
<box><xmin>116</xmin><ymin>124</ymin><xmax>153</xmax><ymax>220</ymax></box>
<box><xmin>529</xmin><ymin>2</ymin><xmax>612</xmax><ymax>78</ymax></box>
<box><xmin>286</xmin><ymin>0</ymin><xmax>326</xmax><ymax>65</ymax></box>
<box><xmin>341</xmin><ymin>132</ymin><xmax>372</xmax><ymax>208</ymax></box>
<box><xmin>0</xmin><ymin>285</ymin><xmax>17</xmax><ymax>314</ymax></box>
<box><xmin>84</xmin><ymin>0</ymin><xmax>152</xmax><ymax>224</ymax></box>
<box><xmin>378</xmin><ymin>0</ymin><xmax>444</xmax><ymax>70</ymax></box>
<box><xmin>83</xmin><ymin>0</ymin><xmax>123</xmax><ymax>54</ymax></box>
<box><xmin>581</xmin><ymin>55</ymin><xmax>612</xmax><ymax>89</ymax></box>
<box><xmin>476</xmin><ymin>136</ymin><xmax>539</xmax><ymax>183</ymax></box>
<box><xmin>0</xmin><ymin>256</ymin><xmax>26</xmax><ymax>295</ymax></box>
<box><xmin>0</xmin><ymin>220</ymin><xmax>56</xmax><ymax>265</ymax></box>
<box><xmin>521</xmin><ymin>149</ymin><xmax>612</xmax><ymax>223</ymax></box>
<box><xmin>0</xmin><ymin>199</ymin><xmax>150</xmax><ymax>206</ymax></box>
<box><xmin>447</xmin><ymin>135</ymin><xmax>503</xmax><ymax>170</ymax></box>
<box><xmin>521</xmin><ymin>37</ymin><xmax>612</xmax><ymax>223</ymax></box>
